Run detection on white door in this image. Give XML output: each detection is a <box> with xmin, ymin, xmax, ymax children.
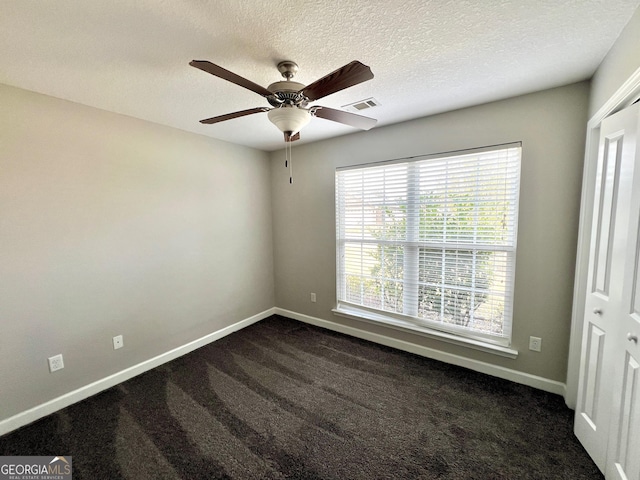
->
<box><xmin>575</xmin><ymin>101</ymin><xmax>640</xmax><ymax>473</ymax></box>
<box><xmin>605</xmin><ymin>101</ymin><xmax>640</xmax><ymax>480</ymax></box>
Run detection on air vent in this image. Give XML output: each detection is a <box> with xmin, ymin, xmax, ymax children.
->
<box><xmin>342</xmin><ymin>97</ymin><xmax>381</xmax><ymax>113</ymax></box>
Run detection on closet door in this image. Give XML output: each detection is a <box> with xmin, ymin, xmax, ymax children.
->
<box><xmin>575</xmin><ymin>102</ymin><xmax>640</xmax><ymax>473</ymax></box>
<box><xmin>605</xmin><ymin>101</ymin><xmax>640</xmax><ymax>480</ymax></box>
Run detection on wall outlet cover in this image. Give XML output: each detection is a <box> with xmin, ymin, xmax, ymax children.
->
<box><xmin>48</xmin><ymin>354</ymin><xmax>64</xmax><ymax>372</ymax></box>
<box><xmin>529</xmin><ymin>336</ymin><xmax>542</xmax><ymax>352</ymax></box>
<box><xmin>113</xmin><ymin>335</ymin><xmax>124</xmax><ymax>350</ymax></box>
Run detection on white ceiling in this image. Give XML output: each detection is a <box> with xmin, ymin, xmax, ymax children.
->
<box><xmin>1</xmin><ymin>0</ymin><xmax>639</xmax><ymax>151</ymax></box>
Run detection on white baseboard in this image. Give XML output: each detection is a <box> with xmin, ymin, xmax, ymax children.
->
<box><xmin>0</xmin><ymin>308</ymin><xmax>276</xmax><ymax>437</ymax></box>
<box><xmin>275</xmin><ymin>308</ymin><xmax>567</xmax><ymax>398</ymax></box>
<box><xmin>1</xmin><ymin>305</ymin><xmax>567</xmax><ymax>437</ymax></box>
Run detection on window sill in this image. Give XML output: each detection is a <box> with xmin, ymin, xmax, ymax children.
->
<box><xmin>332</xmin><ymin>306</ymin><xmax>519</xmax><ymax>359</ymax></box>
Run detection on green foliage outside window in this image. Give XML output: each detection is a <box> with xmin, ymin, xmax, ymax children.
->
<box><xmin>350</xmin><ymin>190</ymin><xmax>508</xmax><ymax>333</ymax></box>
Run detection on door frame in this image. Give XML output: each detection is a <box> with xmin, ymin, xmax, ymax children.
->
<box><xmin>566</xmin><ymin>67</ymin><xmax>640</xmax><ymax>409</ymax></box>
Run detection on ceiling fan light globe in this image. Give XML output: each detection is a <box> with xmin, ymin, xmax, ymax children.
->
<box><xmin>267</xmin><ymin>107</ymin><xmax>311</xmax><ymax>135</ymax></box>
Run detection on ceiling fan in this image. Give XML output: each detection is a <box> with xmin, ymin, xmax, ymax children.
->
<box><xmin>189</xmin><ymin>59</ymin><xmax>377</xmax><ymax>142</ymax></box>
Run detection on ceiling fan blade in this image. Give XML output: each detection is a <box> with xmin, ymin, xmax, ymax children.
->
<box><xmin>311</xmin><ymin>106</ymin><xmax>377</xmax><ymax>130</ymax></box>
<box><xmin>301</xmin><ymin>61</ymin><xmax>374</xmax><ymax>102</ymax></box>
<box><xmin>200</xmin><ymin>107</ymin><xmax>270</xmax><ymax>124</ymax></box>
<box><xmin>284</xmin><ymin>132</ymin><xmax>301</xmax><ymax>142</ymax></box>
<box><xmin>190</xmin><ymin>60</ymin><xmax>273</xmax><ymax>97</ymax></box>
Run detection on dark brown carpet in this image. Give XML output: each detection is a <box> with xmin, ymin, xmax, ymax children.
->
<box><xmin>0</xmin><ymin>315</ymin><xmax>601</xmax><ymax>479</ymax></box>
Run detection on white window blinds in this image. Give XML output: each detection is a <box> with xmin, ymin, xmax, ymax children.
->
<box><xmin>336</xmin><ymin>144</ymin><xmax>521</xmax><ymax>345</ymax></box>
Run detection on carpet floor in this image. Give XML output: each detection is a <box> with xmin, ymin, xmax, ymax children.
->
<box><xmin>0</xmin><ymin>315</ymin><xmax>602</xmax><ymax>479</ymax></box>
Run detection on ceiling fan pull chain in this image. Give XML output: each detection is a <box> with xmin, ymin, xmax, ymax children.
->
<box><xmin>285</xmin><ymin>134</ymin><xmax>290</xmax><ymax>167</ymax></box>
<box><xmin>289</xmin><ymin>141</ymin><xmax>293</xmax><ymax>184</ymax></box>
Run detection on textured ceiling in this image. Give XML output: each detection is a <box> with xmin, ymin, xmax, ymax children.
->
<box><xmin>1</xmin><ymin>0</ymin><xmax>639</xmax><ymax>151</ymax></box>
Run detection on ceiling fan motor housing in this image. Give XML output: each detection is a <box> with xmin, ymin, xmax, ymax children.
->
<box><xmin>267</xmin><ymin>80</ymin><xmax>307</xmax><ymax>107</ymax></box>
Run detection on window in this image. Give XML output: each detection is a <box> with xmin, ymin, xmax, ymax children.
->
<box><xmin>335</xmin><ymin>144</ymin><xmax>521</xmax><ymax>347</ymax></box>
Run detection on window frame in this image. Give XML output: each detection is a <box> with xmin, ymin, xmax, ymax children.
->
<box><xmin>335</xmin><ymin>143</ymin><xmax>521</xmax><ymax>350</ymax></box>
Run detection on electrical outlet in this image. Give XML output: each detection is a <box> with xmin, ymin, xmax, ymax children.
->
<box><xmin>310</xmin><ymin>292</ymin><xmax>317</xmax><ymax>303</ymax></box>
<box><xmin>113</xmin><ymin>335</ymin><xmax>124</xmax><ymax>350</ymax></box>
<box><xmin>529</xmin><ymin>336</ymin><xmax>542</xmax><ymax>352</ymax></box>
<box><xmin>48</xmin><ymin>354</ymin><xmax>64</xmax><ymax>372</ymax></box>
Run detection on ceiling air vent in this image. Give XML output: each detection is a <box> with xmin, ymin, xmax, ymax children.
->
<box><xmin>342</xmin><ymin>97</ymin><xmax>381</xmax><ymax>113</ymax></box>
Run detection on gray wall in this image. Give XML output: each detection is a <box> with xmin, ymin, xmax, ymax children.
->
<box><xmin>589</xmin><ymin>5</ymin><xmax>640</xmax><ymax>116</ymax></box>
<box><xmin>271</xmin><ymin>82</ymin><xmax>589</xmax><ymax>383</ymax></box>
<box><xmin>0</xmin><ymin>84</ymin><xmax>274</xmax><ymax>421</ymax></box>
